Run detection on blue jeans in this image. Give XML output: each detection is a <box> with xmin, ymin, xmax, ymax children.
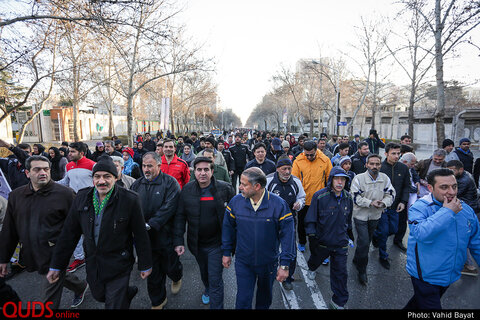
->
<box><xmin>374</xmin><ymin>209</ymin><xmax>399</xmax><ymax>259</ymax></box>
<box><xmin>234</xmin><ymin>260</ymin><xmax>276</xmax><ymax>309</ymax></box>
<box><xmin>194</xmin><ymin>245</ymin><xmax>224</xmax><ymax>309</ymax></box>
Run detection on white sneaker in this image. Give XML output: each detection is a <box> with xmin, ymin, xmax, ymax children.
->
<box><xmin>307</xmin><ymin>270</ymin><xmax>316</xmax><ymax>280</ymax></box>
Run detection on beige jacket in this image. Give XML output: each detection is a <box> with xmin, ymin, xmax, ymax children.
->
<box><xmin>350</xmin><ymin>171</ymin><xmax>395</xmax><ymax>221</ymax></box>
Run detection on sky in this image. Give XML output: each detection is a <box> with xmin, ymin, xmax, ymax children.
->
<box><xmin>176</xmin><ymin>0</ymin><xmax>480</xmax><ymax>126</ymax></box>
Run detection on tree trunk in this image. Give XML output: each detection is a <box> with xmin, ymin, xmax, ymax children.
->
<box><xmin>434</xmin><ymin>0</ymin><xmax>446</xmax><ymax>148</ymax></box>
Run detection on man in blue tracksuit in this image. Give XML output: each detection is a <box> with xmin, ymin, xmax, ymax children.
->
<box><xmin>405</xmin><ymin>168</ymin><xmax>480</xmax><ymax>309</ymax></box>
<box><xmin>222</xmin><ymin>167</ymin><xmax>296</xmax><ymax>309</ymax></box>
<box><xmin>304</xmin><ymin>167</ymin><xmax>354</xmax><ymax>309</ymax></box>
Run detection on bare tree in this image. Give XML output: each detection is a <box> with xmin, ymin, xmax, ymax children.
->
<box><xmin>404</xmin><ymin>0</ymin><xmax>480</xmax><ymax>146</ymax></box>
<box><xmin>385</xmin><ymin>0</ymin><xmax>436</xmax><ymax>139</ymax></box>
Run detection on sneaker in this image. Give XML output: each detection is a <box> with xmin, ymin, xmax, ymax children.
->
<box><xmin>461</xmin><ymin>266</ymin><xmax>479</xmax><ymax>277</ymax></box>
<box><xmin>330</xmin><ymin>299</ymin><xmax>345</xmax><ymax>310</ymax></box>
<box><xmin>322</xmin><ymin>258</ymin><xmax>329</xmax><ymax>266</ymax></box>
<box><xmin>282</xmin><ymin>281</ymin><xmax>293</xmax><ymax>291</ymax></box>
<box><xmin>67</xmin><ymin>259</ymin><xmax>85</xmax><ymax>273</ymax></box>
<box><xmin>71</xmin><ymin>283</ymin><xmax>88</xmax><ymax>308</ymax></box>
<box><xmin>394</xmin><ymin>241</ymin><xmax>407</xmax><ymax>252</ymax></box>
<box><xmin>152</xmin><ymin>298</ymin><xmax>167</xmax><ymax>309</ymax></box>
<box><xmin>297</xmin><ymin>244</ymin><xmax>305</xmax><ymax>252</ymax></box>
<box><xmin>202</xmin><ymin>294</ymin><xmax>210</xmax><ymax>305</ymax></box>
<box><xmin>171</xmin><ymin>279</ymin><xmax>182</xmax><ymax>295</ymax></box>
<box><xmin>307</xmin><ymin>269</ymin><xmax>316</xmax><ymax>280</ymax></box>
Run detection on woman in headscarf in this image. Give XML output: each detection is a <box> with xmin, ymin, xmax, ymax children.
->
<box><xmin>33</xmin><ymin>144</ymin><xmax>49</xmax><ymax>157</ymax></box>
<box><xmin>180</xmin><ymin>143</ymin><xmax>196</xmax><ymax>171</ymax></box>
<box><xmin>48</xmin><ymin>146</ymin><xmax>68</xmax><ymax>181</ymax></box>
<box><xmin>122</xmin><ymin>147</ymin><xmax>141</xmax><ymax>179</ymax></box>
<box><xmin>133</xmin><ymin>141</ymin><xmax>147</xmax><ymax>167</ymax></box>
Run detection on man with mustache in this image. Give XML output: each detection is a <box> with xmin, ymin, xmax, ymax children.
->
<box><xmin>350</xmin><ymin>154</ymin><xmax>395</xmax><ymax>285</ymax></box>
<box><xmin>47</xmin><ymin>155</ymin><xmax>152</xmax><ymax>309</ymax></box>
<box><xmin>304</xmin><ymin>167</ymin><xmax>354</xmax><ymax>309</ymax></box>
<box><xmin>130</xmin><ymin>152</ymin><xmax>183</xmax><ymax>309</ymax></box>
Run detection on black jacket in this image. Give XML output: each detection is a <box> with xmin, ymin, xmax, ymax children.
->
<box><xmin>380</xmin><ymin>160</ymin><xmax>411</xmax><ymax>210</ymax></box>
<box><xmin>350</xmin><ymin>151</ymin><xmax>368</xmax><ymax>175</ymax></box>
<box><xmin>173</xmin><ymin>177</ymin><xmax>235</xmax><ymax>256</ymax></box>
<box><xmin>457</xmin><ymin>172</ymin><xmax>479</xmax><ymax>213</ymax></box>
<box><xmin>50</xmin><ymin>186</ymin><xmax>152</xmax><ymax>283</ymax></box>
<box><xmin>229</xmin><ymin>143</ymin><xmax>252</xmax><ymax>172</ymax></box>
<box><xmin>0</xmin><ymin>181</ymin><xmax>75</xmax><ymax>274</ymax></box>
<box><xmin>130</xmin><ymin>172</ymin><xmax>181</xmax><ymax>250</ymax></box>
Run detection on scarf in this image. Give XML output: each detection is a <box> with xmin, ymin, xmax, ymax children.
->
<box><xmin>123</xmin><ymin>156</ymin><xmax>138</xmax><ymax>175</ymax></box>
<box><xmin>93</xmin><ymin>186</ymin><xmax>115</xmax><ymax>216</ymax></box>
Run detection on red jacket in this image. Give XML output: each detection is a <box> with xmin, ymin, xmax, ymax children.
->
<box><xmin>161</xmin><ymin>154</ymin><xmax>190</xmax><ymax>189</ymax></box>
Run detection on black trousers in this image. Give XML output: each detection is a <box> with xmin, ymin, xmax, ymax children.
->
<box><xmin>297</xmin><ymin>205</ymin><xmax>309</xmax><ymax>245</ymax></box>
<box><xmin>404</xmin><ymin>277</ymin><xmax>449</xmax><ymax>310</ymax></box>
<box><xmin>308</xmin><ymin>240</ymin><xmax>348</xmax><ymax>307</ymax></box>
<box><xmin>147</xmin><ymin>248</ymin><xmax>183</xmax><ymax>307</ymax></box>
<box><xmin>89</xmin><ymin>272</ymin><xmax>131</xmax><ymax>309</ymax></box>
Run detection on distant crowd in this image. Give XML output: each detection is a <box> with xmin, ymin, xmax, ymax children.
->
<box><xmin>0</xmin><ymin>127</ymin><xmax>479</xmax><ymax>310</ymax></box>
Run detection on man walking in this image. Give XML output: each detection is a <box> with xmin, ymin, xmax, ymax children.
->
<box><xmin>373</xmin><ymin>143</ymin><xmax>411</xmax><ymax>268</ymax></box>
<box><xmin>161</xmin><ymin>139</ymin><xmax>190</xmax><ymax>189</ymax></box>
<box><xmin>174</xmin><ymin>157</ymin><xmax>235</xmax><ymax>308</ymax></box>
<box><xmin>229</xmin><ymin>133</ymin><xmax>252</xmax><ymax>191</ymax></box>
<box><xmin>304</xmin><ymin>167</ymin><xmax>354</xmax><ymax>309</ymax></box>
<box><xmin>47</xmin><ymin>156</ymin><xmax>152</xmax><ymax>309</ymax></box>
<box><xmin>244</xmin><ymin>142</ymin><xmax>276</xmax><ymax>176</ymax></box>
<box><xmin>57</xmin><ymin>142</ymin><xmax>96</xmax><ymax>273</ymax></box>
<box><xmin>0</xmin><ymin>156</ymin><xmax>88</xmax><ymax>309</ymax></box>
<box><xmin>265</xmin><ymin>155</ymin><xmax>306</xmax><ymax>290</ymax></box>
<box><xmin>130</xmin><ymin>152</ymin><xmax>183</xmax><ymax>309</ymax></box>
<box><xmin>222</xmin><ymin>167</ymin><xmax>295</xmax><ymax>309</ymax></box>
<box><xmin>292</xmin><ymin>140</ymin><xmax>332</xmax><ymax>252</ymax></box>
<box><xmin>350</xmin><ymin>154</ymin><xmax>395</xmax><ymax>285</ymax></box>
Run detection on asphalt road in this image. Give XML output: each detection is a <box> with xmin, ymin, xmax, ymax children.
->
<box><xmin>4</xmin><ymin>232</ymin><xmax>480</xmax><ymax>311</ymax></box>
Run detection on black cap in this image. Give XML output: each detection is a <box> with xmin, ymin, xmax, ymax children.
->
<box><xmin>92</xmin><ymin>155</ymin><xmax>118</xmax><ymax>178</ymax></box>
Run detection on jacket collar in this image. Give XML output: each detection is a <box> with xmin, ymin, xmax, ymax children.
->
<box><xmin>25</xmin><ymin>180</ymin><xmax>55</xmax><ymax>196</ymax></box>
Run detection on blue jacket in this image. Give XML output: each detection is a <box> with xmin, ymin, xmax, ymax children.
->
<box><xmin>406</xmin><ymin>194</ymin><xmax>480</xmax><ymax>286</ymax></box>
<box><xmin>304</xmin><ymin>167</ymin><xmax>354</xmax><ymax>248</ymax></box>
<box><xmin>222</xmin><ymin>191</ymin><xmax>296</xmax><ymax>267</ymax></box>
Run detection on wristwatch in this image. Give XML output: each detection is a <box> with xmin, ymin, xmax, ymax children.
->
<box><xmin>280</xmin><ymin>265</ymin><xmax>289</xmax><ymax>270</ymax></box>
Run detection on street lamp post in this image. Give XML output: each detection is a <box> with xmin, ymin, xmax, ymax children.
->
<box><xmin>311</xmin><ymin>60</ymin><xmax>340</xmax><ymax>135</ymax></box>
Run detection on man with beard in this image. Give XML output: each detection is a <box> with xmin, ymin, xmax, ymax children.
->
<box><xmin>130</xmin><ymin>152</ymin><xmax>183</xmax><ymax>309</ymax></box>
<box><xmin>350</xmin><ymin>154</ymin><xmax>395</xmax><ymax>285</ymax></box>
<box><xmin>57</xmin><ymin>142</ymin><xmax>96</xmax><ymax>273</ymax></box>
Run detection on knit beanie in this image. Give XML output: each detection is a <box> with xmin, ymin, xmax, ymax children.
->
<box><xmin>93</xmin><ymin>155</ymin><xmax>118</xmax><ymax>178</ymax></box>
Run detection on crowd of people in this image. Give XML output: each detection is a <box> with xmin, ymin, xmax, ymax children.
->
<box><xmin>0</xmin><ymin>128</ymin><xmax>479</xmax><ymax>310</ymax></box>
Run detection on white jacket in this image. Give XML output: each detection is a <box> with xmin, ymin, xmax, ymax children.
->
<box><xmin>350</xmin><ymin>171</ymin><xmax>395</xmax><ymax>221</ymax></box>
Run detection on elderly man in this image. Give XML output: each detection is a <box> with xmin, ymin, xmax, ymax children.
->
<box><xmin>266</xmin><ymin>155</ymin><xmax>305</xmax><ymax>290</ymax></box>
<box><xmin>47</xmin><ymin>156</ymin><xmax>152</xmax><ymax>309</ymax></box>
<box><xmin>111</xmin><ymin>156</ymin><xmax>136</xmax><ymax>189</ymax></box>
<box><xmin>222</xmin><ymin>167</ymin><xmax>295</xmax><ymax>309</ymax></box>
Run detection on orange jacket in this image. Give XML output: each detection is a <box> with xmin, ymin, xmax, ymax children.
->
<box><xmin>292</xmin><ymin>150</ymin><xmax>333</xmax><ymax>205</ymax></box>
